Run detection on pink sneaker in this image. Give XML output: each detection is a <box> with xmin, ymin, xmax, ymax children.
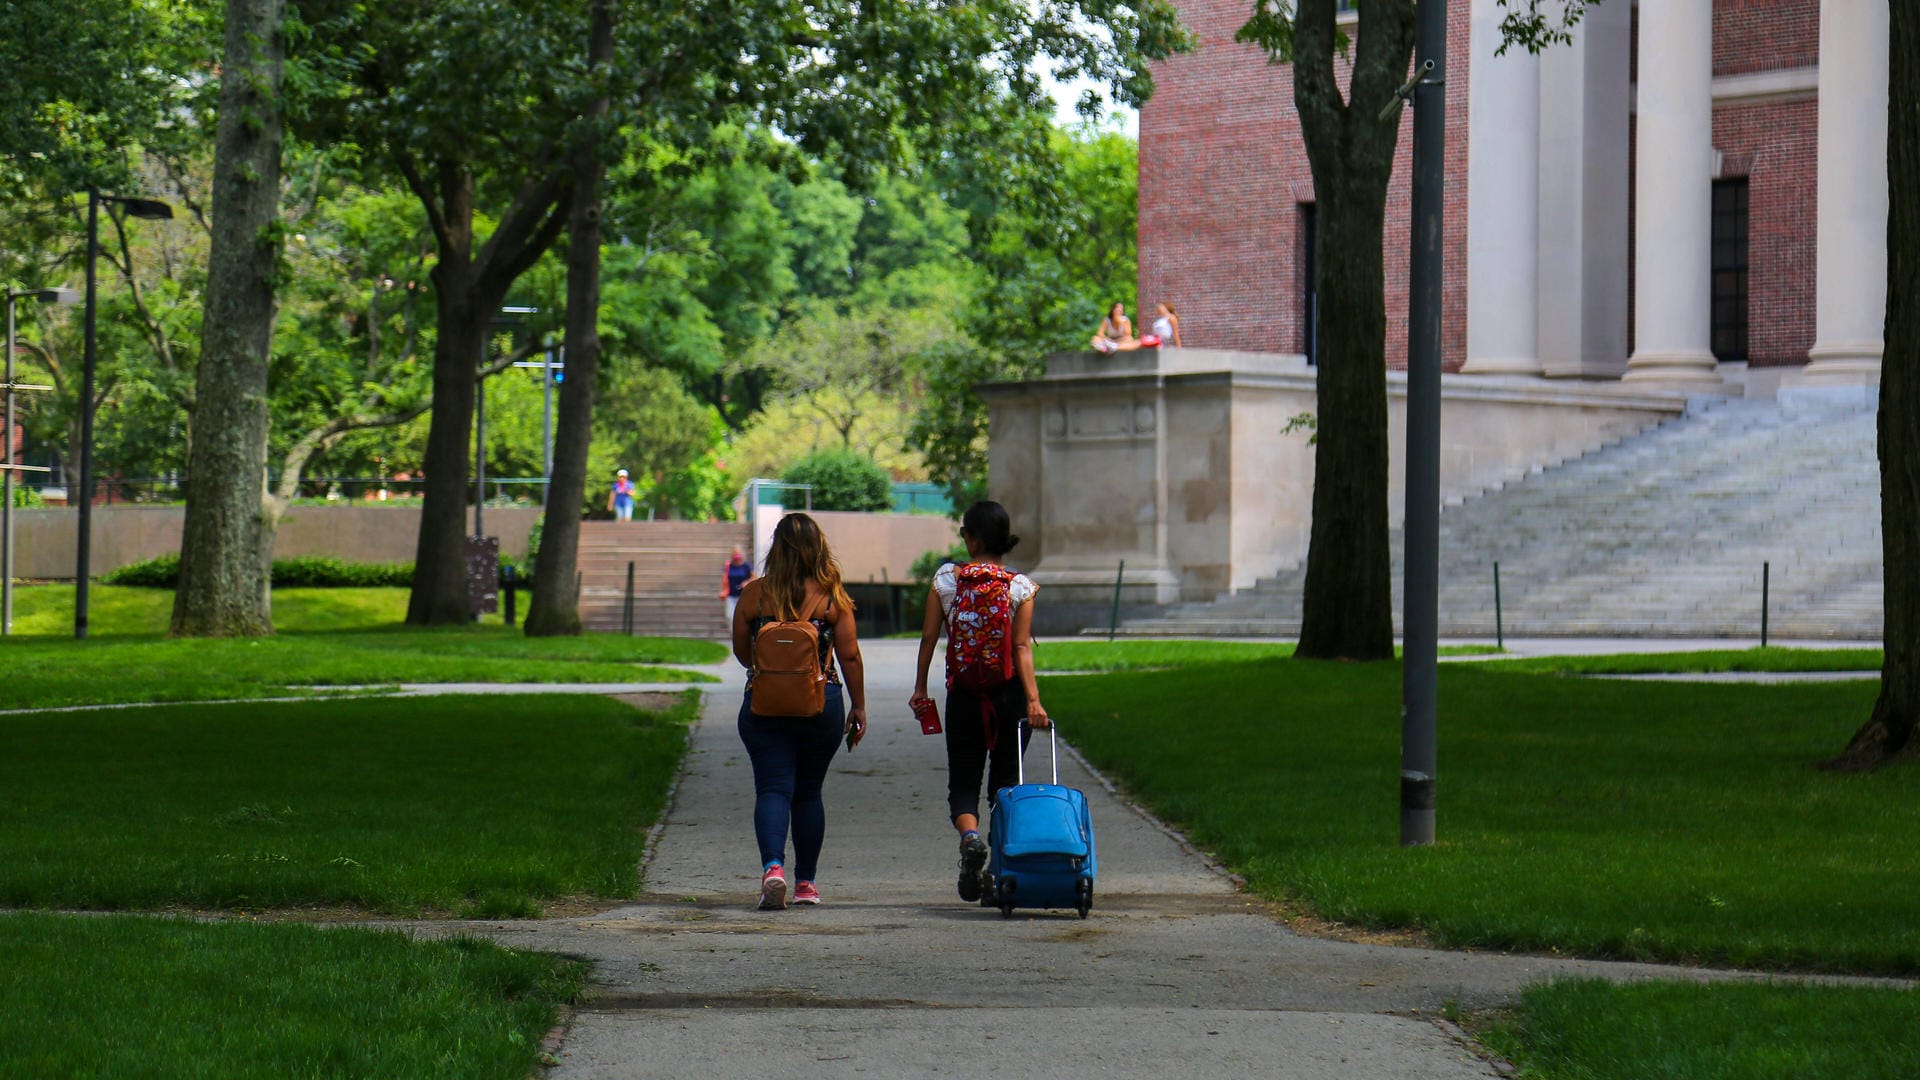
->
<box><xmin>758</xmin><ymin>866</ymin><xmax>788</xmax><ymax>910</ymax></box>
<box><xmin>792</xmin><ymin>881</ymin><xmax>821</xmax><ymax>906</ymax></box>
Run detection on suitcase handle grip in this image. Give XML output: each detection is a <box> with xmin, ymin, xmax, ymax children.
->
<box><xmin>1017</xmin><ymin>721</ymin><xmax>1058</xmax><ymax>786</ymax></box>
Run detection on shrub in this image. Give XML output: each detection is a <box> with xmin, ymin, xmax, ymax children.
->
<box><xmin>904</xmin><ymin>543</ymin><xmax>970</xmax><ymax>628</ymax></box>
<box><xmin>102</xmin><ymin>553</ymin><xmax>413</xmax><ymax>588</ymax></box>
<box><xmin>270</xmin><ymin>556</ymin><xmax>413</xmax><ymax>588</ymax></box>
<box><xmin>102</xmin><ymin>553</ymin><xmax>182</xmax><ymax>587</ymax></box>
<box><xmin>780</xmin><ymin>449</ymin><xmax>892</xmax><ymax>513</ymax></box>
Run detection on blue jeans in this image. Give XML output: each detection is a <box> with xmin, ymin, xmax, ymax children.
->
<box><xmin>737</xmin><ymin>685</ymin><xmax>844</xmax><ymax>881</ymax></box>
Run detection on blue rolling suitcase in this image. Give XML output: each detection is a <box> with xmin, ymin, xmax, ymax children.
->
<box><xmin>986</xmin><ymin>724</ymin><xmax>1097</xmax><ymax>918</ymax></box>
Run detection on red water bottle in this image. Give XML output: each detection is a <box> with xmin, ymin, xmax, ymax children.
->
<box><xmin>912</xmin><ymin>696</ymin><xmax>942</xmax><ymax>735</ymax></box>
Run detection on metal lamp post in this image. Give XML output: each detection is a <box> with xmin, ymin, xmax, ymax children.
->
<box><xmin>76</xmin><ymin>191</ymin><xmax>173</xmax><ymax>639</ymax></box>
<box><xmin>511</xmin><ymin>340</ymin><xmax>564</xmax><ymax>506</ymax></box>
<box><xmin>4</xmin><ymin>286</ymin><xmax>78</xmax><ymax>634</ymax></box>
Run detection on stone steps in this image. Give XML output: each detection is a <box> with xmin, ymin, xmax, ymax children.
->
<box><xmin>1109</xmin><ymin>398</ymin><xmax>1883</xmax><ymax>638</ymax></box>
<box><xmin>575</xmin><ymin>520</ymin><xmax>750</xmax><ymax>638</ymax></box>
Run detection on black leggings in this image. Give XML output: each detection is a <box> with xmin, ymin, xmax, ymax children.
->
<box><xmin>945</xmin><ymin>681</ymin><xmax>1033</xmax><ymax>824</ymax></box>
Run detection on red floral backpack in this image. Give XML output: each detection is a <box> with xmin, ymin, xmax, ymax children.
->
<box><xmin>945</xmin><ymin>563</ymin><xmax>1018</xmax><ymax>692</ymax></box>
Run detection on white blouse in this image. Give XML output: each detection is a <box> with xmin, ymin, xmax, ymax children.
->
<box><xmin>932</xmin><ymin>562</ymin><xmax>1038</xmax><ymax>617</ymax></box>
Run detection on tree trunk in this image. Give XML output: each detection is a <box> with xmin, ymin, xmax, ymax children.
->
<box><xmin>400</xmin><ymin>161</ymin><xmax>569</xmax><ymax>626</ymax></box>
<box><xmin>525</xmin><ymin>0</ymin><xmax>614</xmax><ymax>637</ymax></box>
<box><xmin>406</xmin><ymin>221</ymin><xmax>485</xmax><ymax>626</ymax></box>
<box><xmin>1291</xmin><ymin>0</ymin><xmax>1415</xmax><ymax>660</ymax></box>
<box><xmin>171</xmin><ymin>0</ymin><xmax>285</xmax><ymax>638</ymax></box>
<box><xmin>1828</xmin><ymin>10</ymin><xmax>1917</xmax><ymax>770</ymax></box>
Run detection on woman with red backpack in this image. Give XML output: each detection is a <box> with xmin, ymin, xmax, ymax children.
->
<box><xmin>910</xmin><ymin>500</ymin><xmax>1049</xmax><ymax>903</ymax></box>
<box><xmin>731</xmin><ymin>513</ymin><xmax>868</xmax><ymax>910</ymax></box>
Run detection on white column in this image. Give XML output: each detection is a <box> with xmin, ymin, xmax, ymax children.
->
<box><xmin>1536</xmin><ymin>0</ymin><xmax>1631</xmax><ymax>378</ymax></box>
<box><xmin>1799</xmin><ymin>0</ymin><xmax>1889</xmax><ymax>383</ymax></box>
<box><xmin>1623</xmin><ymin>0</ymin><xmax>1720</xmax><ymax>386</ymax></box>
<box><xmin>1462</xmin><ymin>0</ymin><xmax>1542</xmax><ymax>375</ymax></box>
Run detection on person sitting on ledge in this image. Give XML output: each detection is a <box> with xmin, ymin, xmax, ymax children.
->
<box><xmin>1089</xmin><ymin>301</ymin><xmax>1140</xmax><ymax>353</ymax></box>
<box><xmin>1149</xmin><ymin>302</ymin><xmax>1180</xmax><ymax>347</ymax></box>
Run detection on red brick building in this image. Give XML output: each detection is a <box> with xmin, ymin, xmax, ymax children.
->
<box><xmin>1137</xmin><ymin>0</ymin><xmax>1885</xmax><ymax>389</ymax></box>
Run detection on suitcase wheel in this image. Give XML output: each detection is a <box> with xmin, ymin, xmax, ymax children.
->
<box><xmin>1076</xmin><ymin>878</ymin><xmax>1093</xmax><ymax>919</ymax></box>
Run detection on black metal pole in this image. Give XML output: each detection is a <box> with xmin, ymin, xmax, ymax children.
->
<box><xmin>502</xmin><ymin>564</ymin><xmax>517</xmax><ymax>628</ymax></box>
<box><xmin>1761</xmin><ymin>561</ymin><xmax>1770</xmax><ymax>648</ymax></box>
<box><xmin>541</xmin><ymin>342</ymin><xmax>554</xmax><ymax>507</ymax></box>
<box><xmin>75</xmin><ymin>190</ymin><xmax>100</xmax><ymax>640</ymax></box>
<box><xmin>623</xmin><ymin>560</ymin><xmax>635</xmax><ymax>636</ymax></box>
<box><xmin>1493</xmin><ymin>560</ymin><xmax>1504</xmax><ymax>651</ymax></box>
<box><xmin>474</xmin><ymin>359</ymin><xmax>486</xmax><ymax>540</ymax></box>
<box><xmin>1107</xmin><ymin>559</ymin><xmax>1126</xmax><ymax>643</ymax></box>
<box><xmin>1400</xmin><ymin>4</ymin><xmax>1446</xmax><ymax>848</ymax></box>
<box><xmin>4</xmin><ymin>292</ymin><xmax>15</xmax><ymax>635</ymax></box>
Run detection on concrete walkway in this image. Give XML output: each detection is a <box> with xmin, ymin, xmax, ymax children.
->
<box><xmin>401</xmin><ymin>639</ymin><xmax>1894</xmax><ymax>1080</ymax></box>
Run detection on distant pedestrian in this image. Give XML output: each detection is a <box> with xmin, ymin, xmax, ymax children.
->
<box><xmin>732</xmin><ymin>513</ymin><xmax>868</xmax><ymax>910</ymax></box>
<box><xmin>608</xmin><ymin>468</ymin><xmax>635</xmax><ymax>521</ymax></box>
<box><xmin>720</xmin><ymin>546</ymin><xmax>753</xmax><ymax>621</ymax></box>
<box><xmin>909</xmin><ymin>500</ymin><xmax>1047</xmax><ymax>904</ymax></box>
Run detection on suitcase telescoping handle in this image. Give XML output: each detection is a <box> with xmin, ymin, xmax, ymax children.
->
<box><xmin>1017</xmin><ymin>721</ymin><xmax>1059</xmax><ymax>786</ymax></box>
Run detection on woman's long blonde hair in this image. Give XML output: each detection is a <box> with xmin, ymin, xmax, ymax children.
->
<box><xmin>760</xmin><ymin>512</ymin><xmax>853</xmax><ymax>620</ymax></box>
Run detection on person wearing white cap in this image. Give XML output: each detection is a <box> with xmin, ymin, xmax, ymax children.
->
<box><xmin>608</xmin><ymin>468</ymin><xmax>636</xmax><ymax>521</ymax></box>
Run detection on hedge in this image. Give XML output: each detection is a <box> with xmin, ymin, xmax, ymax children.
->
<box><xmin>103</xmin><ymin>553</ymin><xmax>414</xmax><ymax>589</ymax></box>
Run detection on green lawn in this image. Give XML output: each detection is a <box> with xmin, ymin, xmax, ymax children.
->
<box><xmin>1480</xmin><ymin>979</ymin><xmax>1920</xmax><ymax>1080</ymax></box>
<box><xmin>1478</xmin><ymin>646</ymin><xmax>1883</xmax><ymax>676</ymax></box>
<box><xmin>9</xmin><ymin>582</ymin><xmax>415</xmax><ymax>635</ymax></box>
<box><xmin>1043</xmin><ymin>659</ymin><xmax>1919</xmax><ymax>973</ymax></box>
<box><xmin>1033</xmin><ymin>639</ymin><xmax>1499</xmax><ymax>671</ymax></box>
<box><xmin>0</xmin><ymin>691</ymin><xmax>697</xmax><ymax>915</ymax></box>
<box><xmin>0</xmin><ymin>913</ymin><xmax>581</xmax><ymax>1079</ymax></box>
<box><xmin>0</xmin><ymin>588</ymin><xmax>724</xmax><ymax>710</ymax></box>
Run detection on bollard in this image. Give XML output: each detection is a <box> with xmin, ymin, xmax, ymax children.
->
<box><xmin>1107</xmin><ymin>560</ymin><xmax>1125</xmax><ymax>643</ymax></box>
<box><xmin>502</xmin><ymin>564</ymin><xmax>517</xmax><ymax>628</ymax></box>
<box><xmin>1761</xmin><ymin>561</ymin><xmax>1770</xmax><ymax>648</ymax></box>
<box><xmin>623</xmin><ymin>561</ymin><xmax>635</xmax><ymax>636</ymax></box>
<box><xmin>1493</xmin><ymin>560</ymin><xmax>1504</xmax><ymax>651</ymax></box>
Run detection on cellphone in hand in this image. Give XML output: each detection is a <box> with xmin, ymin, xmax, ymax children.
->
<box><xmin>912</xmin><ymin>697</ymin><xmax>942</xmax><ymax>735</ymax></box>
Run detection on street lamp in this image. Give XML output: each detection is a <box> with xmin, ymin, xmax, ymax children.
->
<box><xmin>4</xmin><ymin>286</ymin><xmax>78</xmax><ymax>635</ymax></box>
<box><xmin>511</xmin><ymin>340</ymin><xmax>565</xmax><ymax>506</ymax></box>
<box><xmin>76</xmin><ymin>191</ymin><xmax>173</xmax><ymax>640</ymax></box>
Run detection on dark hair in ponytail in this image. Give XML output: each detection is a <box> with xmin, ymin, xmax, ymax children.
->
<box><xmin>961</xmin><ymin>500</ymin><xmax>1019</xmax><ymax>557</ymax></box>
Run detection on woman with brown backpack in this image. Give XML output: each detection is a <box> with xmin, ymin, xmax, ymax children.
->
<box><xmin>730</xmin><ymin>512</ymin><xmax>868</xmax><ymax>910</ymax></box>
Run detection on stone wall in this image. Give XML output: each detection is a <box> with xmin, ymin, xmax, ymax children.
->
<box><xmin>8</xmin><ymin>504</ymin><xmax>955</xmax><ymax>585</ymax></box>
<box><xmin>983</xmin><ymin>349</ymin><xmax>1688</xmax><ymax>628</ymax></box>
<box><xmin>11</xmin><ymin>506</ymin><xmax>545</xmax><ymax>580</ymax></box>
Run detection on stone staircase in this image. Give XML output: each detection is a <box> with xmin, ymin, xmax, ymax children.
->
<box><xmin>1110</xmin><ymin>398</ymin><xmax>1883</xmax><ymax>638</ymax></box>
<box><xmin>576</xmin><ymin>520</ymin><xmax>750</xmax><ymax>638</ymax></box>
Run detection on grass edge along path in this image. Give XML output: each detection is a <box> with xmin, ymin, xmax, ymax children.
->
<box><xmin>0</xmin><ymin>912</ymin><xmax>582</xmax><ymax>1080</ymax></box>
<box><xmin>1040</xmin><ymin>658</ymin><xmax>1919</xmax><ymax>975</ymax></box>
<box><xmin>0</xmin><ymin>627</ymin><xmax>723</xmax><ymax>711</ymax></box>
<box><xmin>1475</xmin><ymin>978</ymin><xmax>1920</xmax><ymax>1080</ymax></box>
<box><xmin>1477</xmin><ymin>645</ymin><xmax>1883</xmax><ymax>676</ymax></box>
<box><xmin>1</xmin><ymin>691</ymin><xmax>699</xmax><ymax>916</ymax></box>
<box><xmin>1033</xmin><ymin>639</ymin><xmax>1499</xmax><ymax>672</ymax></box>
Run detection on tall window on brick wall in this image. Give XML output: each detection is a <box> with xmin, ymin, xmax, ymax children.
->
<box><xmin>1710</xmin><ymin>178</ymin><xmax>1749</xmax><ymax>363</ymax></box>
<box><xmin>1300</xmin><ymin>202</ymin><xmax>1319</xmax><ymax>366</ymax></box>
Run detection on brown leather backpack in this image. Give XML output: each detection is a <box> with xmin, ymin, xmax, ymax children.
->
<box><xmin>749</xmin><ymin>591</ymin><xmax>830</xmax><ymax>717</ymax></box>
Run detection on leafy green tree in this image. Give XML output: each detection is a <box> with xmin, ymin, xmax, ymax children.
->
<box><xmin>781</xmin><ymin>448</ymin><xmax>892</xmax><ymax>513</ymax></box>
<box><xmin>907</xmin><ymin>121</ymin><xmax>1143</xmax><ymax>509</ymax></box>
<box><xmin>528</xmin><ymin>0</ymin><xmax>1190</xmax><ymax>635</ymax></box>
